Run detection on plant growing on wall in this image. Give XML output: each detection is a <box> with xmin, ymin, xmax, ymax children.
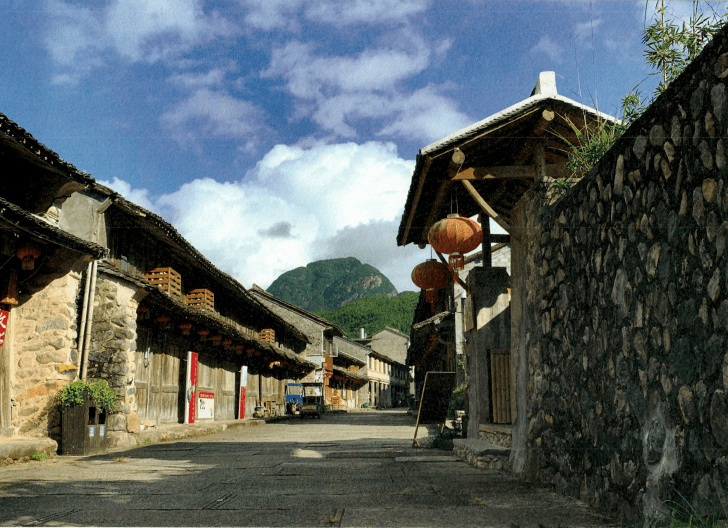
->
<box><xmin>561</xmin><ymin>1</ymin><xmax>726</xmax><ymax>179</ymax></box>
<box><xmin>55</xmin><ymin>380</ymin><xmax>120</xmax><ymax>413</ymax></box>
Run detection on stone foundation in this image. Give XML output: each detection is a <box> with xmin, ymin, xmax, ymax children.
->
<box><xmin>453</xmin><ymin>438</ymin><xmax>510</xmax><ymax>471</ymax></box>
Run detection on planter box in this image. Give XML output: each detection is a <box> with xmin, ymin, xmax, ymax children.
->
<box><xmin>258</xmin><ymin>328</ymin><xmax>275</xmax><ymax>343</ymax></box>
<box><xmin>186</xmin><ymin>289</ymin><xmax>214</xmax><ymax>311</ymax></box>
<box><xmin>61</xmin><ymin>393</ymin><xmax>109</xmax><ymax>455</ymax></box>
<box><xmin>146</xmin><ymin>267</ymin><xmax>182</xmax><ymax>298</ymax></box>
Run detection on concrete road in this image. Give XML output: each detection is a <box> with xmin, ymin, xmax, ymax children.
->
<box><xmin>0</xmin><ymin>410</ymin><xmax>617</xmax><ymax>527</ymax></box>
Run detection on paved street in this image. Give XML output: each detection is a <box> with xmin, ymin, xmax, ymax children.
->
<box><xmin>0</xmin><ymin>410</ymin><xmax>616</xmax><ymax>527</ymax></box>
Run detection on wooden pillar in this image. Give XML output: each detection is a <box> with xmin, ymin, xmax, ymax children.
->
<box><xmin>479</xmin><ymin>213</ymin><xmax>491</xmax><ymax>270</ymax></box>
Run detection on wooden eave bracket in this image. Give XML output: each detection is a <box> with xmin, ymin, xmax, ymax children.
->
<box><xmin>461</xmin><ymin>180</ymin><xmax>515</xmax><ymax>237</ymax></box>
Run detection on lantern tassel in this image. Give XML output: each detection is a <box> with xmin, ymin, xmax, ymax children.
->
<box><xmin>426</xmin><ymin>289</ymin><xmax>438</xmax><ymax>312</ymax></box>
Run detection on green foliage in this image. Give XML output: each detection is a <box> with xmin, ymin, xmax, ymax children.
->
<box><xmin>313</xmin><ymin>291</ymin><xmax>419</xmax><ymax>337</ymax></box>
<box><xmin>29</xmin><ymin>452</ymin><xmax>48</xmax><ymax>461</ymax></box>
<box><xmin>267</xmin><ymin>257</ymin><xmax>398</xmax><ymax>312</ymax></box>
<box><xmin>143</xmin><ymin>439</ymin><xmax>153</xmax><ymax>446</ymax></box>
<box><xmin>643</xmin><ymin>1</ymin><xmax>725</xmax><ymax>98</ymax></box>
<box><xmin>55</xmin><ymin>380</ymin><xmax>120</xmax><ymax>414</ymax></box>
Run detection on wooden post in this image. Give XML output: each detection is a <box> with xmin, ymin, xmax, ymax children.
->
<box><xmin>479</xmin><ymin>213</ymin><xmax>491</xmax><ymax>270</ymax></box>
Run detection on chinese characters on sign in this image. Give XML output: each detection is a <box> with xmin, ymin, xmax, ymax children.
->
<box><xmin>0</xmin><ymin>310</ymin><xmax>8</xmax><ymax>347</ymax></box>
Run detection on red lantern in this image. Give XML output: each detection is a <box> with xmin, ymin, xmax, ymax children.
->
<box><xmin>16</xmin><ymin>242</ymin><xmax>42</xmax><ymax>270</ymax></box>
<box><xmin>179</xmin><ymin>323</ymin><xmax>193</xmax><ymax>335</ymax></box>
<box><xmin>428</xmin><ymin>214</ymin><xmax>483</xmax><ymax>282</ymax></box>
<box><xmin>198</xmin><ymin>329</ymin><xmax>210</xmax><ymax>341</ymax></box>
<box><xmin>411</xmin><ymin>259</ymin><xmax>450</xmax><ymax>312</ymax></box>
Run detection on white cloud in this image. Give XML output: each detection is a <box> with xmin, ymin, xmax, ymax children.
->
<box><xmin>160</xmin><ymin>88</ymin><xmax>266</xmax><ymax>147</ymax></box>
<box><xmin>240</xmin><ymin>0</ymin><xmax>429</xmax><ymax>30</ymax></box>
<box><xmin>531</xmin><ymin>35</ymin><xmax>564</xmax><ymax>63</ymax></box>
<box><xmin>97</xmin><ymin>177</ymin><xmax>157</xmax><ymax>213</ymax></box>
<box><xmin>304</xmin><ymin>0</ymin><xmax>430</xmax><ymax>26</ymax></box>
<box><xmin>262</xmin><ymin>37</ymin><xmax>469</xmax><ymax>143</ymax></box>
<box><xmin>104</xmin><ymin>141</ymin><xmax>420</xmax><ymax>291</ymax></box>
<box><xmin>44</xmin><ymin>0</ymin><xmax>237</xmax><ymax>80</ymax></box>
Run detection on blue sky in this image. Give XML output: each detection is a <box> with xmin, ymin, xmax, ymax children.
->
<box><xmin>0</xmin><ymin>1</ymin><xmax>714</xmax><ymax>292</ymax></box>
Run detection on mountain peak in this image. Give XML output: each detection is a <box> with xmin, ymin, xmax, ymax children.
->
<box><xmin>266</xmin><ymin>258</ymin><xmax>398</xmax><ymax>312</ymax></box>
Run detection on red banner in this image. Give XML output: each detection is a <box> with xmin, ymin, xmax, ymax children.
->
<box><xmin>0</xmin><ymin>310</ymin><xmax>8</xmax><ymax>348</ymax></box>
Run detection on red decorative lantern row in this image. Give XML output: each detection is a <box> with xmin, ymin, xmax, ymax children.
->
<box><xmin>411</xmin><ymin>259</ymin><xmax>450</xmax><ymax>312</ymax></box>
<box><xmin>428</xmin><ymin>214</ymin><xmax>483</xmax><ymax>282</ymax></box>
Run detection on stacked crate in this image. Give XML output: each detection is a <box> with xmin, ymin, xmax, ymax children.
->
<box><xmin>258</xmin><ymin>328</ymin><xmax>275</xmax><ymax>343</ymax></box>
<box><xmin>145</xmin><ymin>267</ymin><xmax>182</xmax><ymax>298</ymax></box>
<box><xmin>185</xmin><ymin>289</ymin><xmax>214</xmax><ymax>311</ymax></box>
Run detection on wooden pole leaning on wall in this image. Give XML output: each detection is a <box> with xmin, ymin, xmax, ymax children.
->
<box><xmin>412</xmin><ymin>374</ymin><xmax>429</xmax><ymax>448</ymax></box>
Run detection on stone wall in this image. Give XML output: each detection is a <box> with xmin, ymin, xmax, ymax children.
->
<box><xmin>9</xmin><ymin>250</ymin><xmax>88</xmax><ymax>440</ymax></box>
<box><xmin>518</xmin><ymin>25</ymin><xmax>728</xmax><ymax>524</ymax></box>
<box><xmin>85</xmin><ymin>272</ymin><xmax>142</xmax><ymax>447</ymax></box>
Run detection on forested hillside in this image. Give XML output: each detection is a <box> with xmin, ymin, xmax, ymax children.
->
<box><xmin>312</xmin><ymin>291</ymin><xmax>419</xmax><ymax>337</ymax></box>
<box><xmin>266</xmin><ymin>257</ymin><xmax>398</xmax><ymax>311</ymax></box>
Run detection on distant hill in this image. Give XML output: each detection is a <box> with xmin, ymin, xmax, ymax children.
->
<box><xmin>266</xmin><ymin>257</ymin><xmax>398</xmax><ymax>312</ymax></box>
<box><xmin>312</xmin><ymin>292</ymin><xmax>419</xmax><ymax>337</ymax></box>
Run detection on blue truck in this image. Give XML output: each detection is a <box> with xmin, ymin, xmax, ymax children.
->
<box><xmin>285</xmin><ymin>382</ymin><xmax>303</xmax><ymax>414</ymax></box>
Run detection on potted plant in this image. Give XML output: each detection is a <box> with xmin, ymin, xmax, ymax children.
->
<box><xmin>56</xmin><ymin>380</ymin><xmax>119</xmax><ymax>455</ymax></box>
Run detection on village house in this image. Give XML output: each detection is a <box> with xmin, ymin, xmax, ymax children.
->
<box><xmin>249</xmin><ymin>285</ymin><xmax>369</xmax><ymax>410</ymax></box>
<box><xmin>354</xmin><ymin>327</ymin><xmax>411</xmax><ymax>407</ymax></box>
<box><xmin>0</xmin><ymin>113</ymin><xmax>108</xmax><ymax>441</ymax></box>
<box><xmin>400</xmin><ymin>23</ymin><xmax>728</xmax><ymax>523</ymax></box>
<box><xmin>0</xmin><ymin>111</ymin><xmax>315</xmax><ymax>450</ymax></box>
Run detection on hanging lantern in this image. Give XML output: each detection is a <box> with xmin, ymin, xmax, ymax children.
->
<box><xmin>136</xmin><ymin>305</ymin><xmax>149</xmax><ymax>320</ymax></box>
<box><xmin>157</xmin><ymin>315</ymin><xmax>171</xmax><ymax>330</ymax></box>
<box><xmin>210</xmin><ymin>334</ymin><xmax>223</xmax><ymax>346</ymax></box>
<box><xmin>179</xmin><ymin>322</ymin><xmax>193</xmax><ymax>335</ymax></box>
<box><xmin>16</xmin><ymin>242</ymin><xmax>42</xmax><ymax>271</ymax></box>
<box><xmin>222</xmin><ymin>339</ymin><xmax>233</xmax><ymax>350</ymax></box>
<box><xmin>235</xmin><ymin>344</ymin><xmax>245</xmax><ymax>354</ymax></box>
<box><xmin>198</xmin><ymin>329</ymin><xmax>210</xmax><ymax>341</ymax></box>
<box><xmin>428</xmin><ymin>214</ymin><xmax>483</xmax><ymax>282</ymax></box>
<box><xmin>411</xmin><ymin>259</ymin><xmax>450</xmax><ymax>312</ymax></box>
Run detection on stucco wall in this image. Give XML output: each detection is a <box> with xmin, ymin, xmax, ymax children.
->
<box><xmin>517</xmin><ymin>26</ymin><xmax>728</xmax><ymax>524</ymax></box>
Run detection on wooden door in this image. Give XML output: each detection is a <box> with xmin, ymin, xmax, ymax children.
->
<box><xmin>490</xmin><ymin>349</ymin><xmax>512</xmax><ymax>424</ymax></box>
<box><xmin>157</xmin><ymin>341</ymin><xmax>182</xmax><ymax>424</ymax></box>
<box><xmin>216</xmin><ymin>361</ymin><xmax>236</xmax><ymax>421</ymax></box>
<box><xmin>134</xmin><ymin>327</ymin><xmax>152</xmax><ymax>420</ymax></box>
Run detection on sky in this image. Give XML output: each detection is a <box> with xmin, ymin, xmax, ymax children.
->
<box><xmin>1</xmin><ymin>0</ymin><xmax>720</xmax><ymax>293</ymax></box>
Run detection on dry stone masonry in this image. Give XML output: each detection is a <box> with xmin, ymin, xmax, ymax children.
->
<box><xmin>519</xmin><ymin>24</ymin><xmax>728</xmax><ymax>524</ymax></box>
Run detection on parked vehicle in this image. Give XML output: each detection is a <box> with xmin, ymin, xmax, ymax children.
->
<box><xmin>285</xmin><ymin>382</ymin><xmax>303</xmax><ymax>414</ymax></box>
<box><xmin>299</xmin><ymin>382</ymin><xmax>324</xmax><ymax>419</ymax></box>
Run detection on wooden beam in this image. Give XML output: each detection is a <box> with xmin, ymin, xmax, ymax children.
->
<box><xmin>419</xmin><ymin>149</ymin><xmax>467</xmax><ymax>244</ymax></box>
<box><xmin>401</xmin><ymin>155</ymin><xmax>432</xmax><ymax>246</ymax></box>
<box><xmin>461</xmin><ymin>180</ymin><xmax>513</xmax><ymax>235</ymax></box>
<box><xmin>456</xmin><ymin>163</ymin><xmax>566</xmax><ymax>181</ymax></box>
<box><xmin>489</xmin><ymin>234</ymin><xmax>510</xmax><ymax>244</ymax></box>
<box><xmin>513</xmin><ymin>108</ymin><xmax>555</xmax><ymax>165</ymax></box>
<box><xmin>451</xmin><ymin>163</ymin><xmax>567</xmax><ymax>181</ymax></box>
<box><xmin>435</xmin><ymin>251</ymin><xmax>469</xmax><ymax>292</ymax></box>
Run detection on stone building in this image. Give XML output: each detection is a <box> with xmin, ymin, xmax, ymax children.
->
<box><xmin>57</xmin><ymin>183</ymin><xmax>313</xmax><ymax>442</ymax></box>
<box><xmin>399</xmin><ymin>27</ymin><xmax>728</xmax><ymax>525</ymax></box>
<box><xmin>248</xmin><ymin>286</ymin><xmax>368</xmax><ymax>409</ymax></box>
<box><xmin>329</xmin><ymin>336</ymin><xmax>369</xmax><ymax>410</ymax></box>
<box><xmin>355</xmin><ymin>327</ymin><xmax>411</xmax><ymax>406</ymax></box>
<box><xmin>0</xmin><ymin>113</ymin><xmax>108</xmax><ymax>440</ymax></box>
<box><xmin>0</xmin><ymin>111</ymin><xmax>315</xmax><ymax>449</ymax></box>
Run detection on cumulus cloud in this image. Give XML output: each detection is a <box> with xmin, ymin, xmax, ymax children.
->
<box><xmin>531</xmin><ymin>35</ymin><xmax>564</xmax><ymax>63</ymax></box>
<box><xmin>104</xmin><ymin>141</ymin><xmax>419</xmax><ymax>291</ymax></box>
<box><xmin>97</xmin><ymin>177</ymin><xmax>157</xmax><ymax>213</ymax></box>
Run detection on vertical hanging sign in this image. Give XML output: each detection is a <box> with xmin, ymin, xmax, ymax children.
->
<box><xmin>185</xmin><ymin>351</ymin><xmax>198</xmax><ymax>424</ymax></box>
<box><xmin>0</xmin><ymin>310</ymin><xmax>8</xmax><ymax>348</ymax></box>
<box><xmin>239</xmin><ymin>365</ymin><xmax>247</xmax><ymax>420</ymax></box>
